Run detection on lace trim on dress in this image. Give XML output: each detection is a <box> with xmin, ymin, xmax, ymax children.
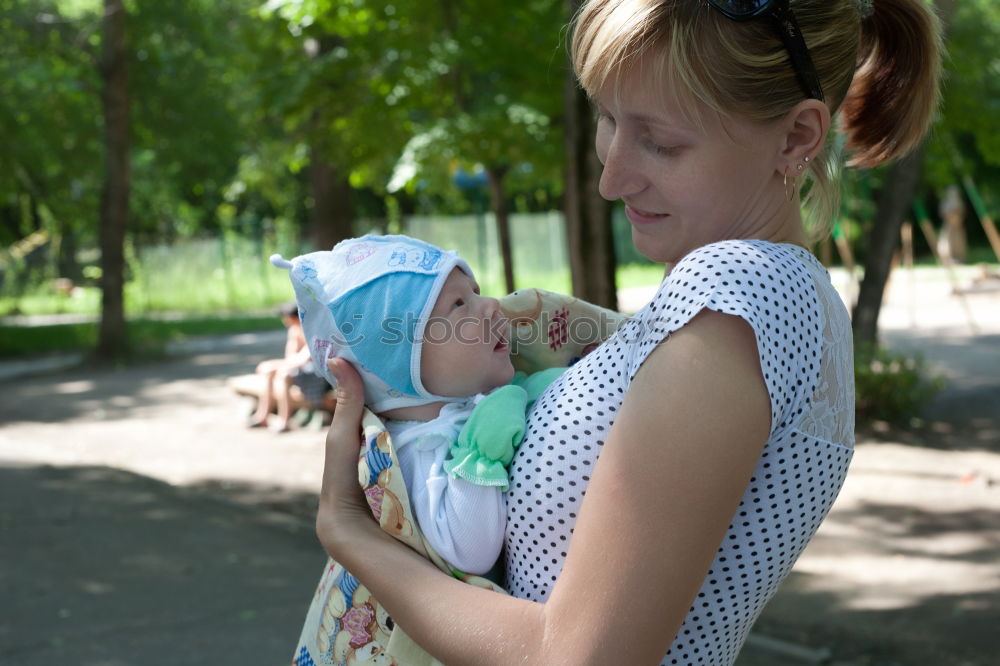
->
<box><xmin>795</xmin><ymin>258</ymin><xmax>856</xmax><ymax>449</ymax></box>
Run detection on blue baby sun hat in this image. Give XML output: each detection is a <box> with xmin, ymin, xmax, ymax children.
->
<box><xmin>270</xmin><ymin>234</ymin><xmax>474</xmax><ymax>413</ymax></box>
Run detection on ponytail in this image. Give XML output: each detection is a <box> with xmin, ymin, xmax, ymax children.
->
<box><xmin>839</xmin><ymin>0</ymin><xmax>943</xmax><ymax>168</ymax></box>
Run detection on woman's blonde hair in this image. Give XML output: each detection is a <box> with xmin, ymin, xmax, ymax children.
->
<box><xmin>571</xmin><ymin>0</ymin><xmax>943</xmax><ymax>237</ymax></box>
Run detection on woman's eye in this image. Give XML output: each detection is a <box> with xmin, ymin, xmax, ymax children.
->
<box><xmin>650</xmin><ymin>142</ymin><xmax>680</xmax><ymax>157</ymax></box>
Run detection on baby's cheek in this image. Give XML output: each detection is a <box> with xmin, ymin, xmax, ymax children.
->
<box><xmin>458</xmin><ymin>319</ymin><xmax>488</xmax><ymax>346</ymax></box>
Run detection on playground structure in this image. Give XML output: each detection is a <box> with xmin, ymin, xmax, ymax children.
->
<box><xmin>820</xmin><ymin>171</ymin><xmax>1000</xmax><ymax>337</ymax></box>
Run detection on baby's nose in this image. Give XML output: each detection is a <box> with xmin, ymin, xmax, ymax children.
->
<box><xmin>482</xmin><ymin>296</ymin><xmax>501</xmax><ymax>319</ymax></box>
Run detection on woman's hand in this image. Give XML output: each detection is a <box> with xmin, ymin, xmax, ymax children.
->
<box><xmin>316</xmin><ymin>358</ymin><xmax>381</xmax><ymax>558</ymax></box>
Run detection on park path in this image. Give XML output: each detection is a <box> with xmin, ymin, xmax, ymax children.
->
<box><xmin>0</xmin><ymin>265</ymin><xmax>998</xmax><ymax>665</ymax></box>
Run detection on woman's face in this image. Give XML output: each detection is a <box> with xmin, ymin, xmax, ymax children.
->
<box><xmin>593</xmin><ymin>68</ymin><xmax>792</xmax><ymax>263</ymax></box>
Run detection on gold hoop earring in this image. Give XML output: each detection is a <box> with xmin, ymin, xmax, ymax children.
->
<box><xmin>784</xmin><ymin>167</ymin><xmax>798</xmax><ymax>202</ymax></box>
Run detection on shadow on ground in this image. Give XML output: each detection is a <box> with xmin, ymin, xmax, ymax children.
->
<box><xmin>858</xmin><ymin>408</ymin><xmax>1000</xmax><ymax>454</ymax></box>
<box><xmin>836</xmin><ymin>501</ymin><xmax>1000</xmax><ymax>557</ymax></box>
<box><xmin>0</xmin><ymin>334</ymin><xmax>279</xmax><ymax>425</ymax></box>
<box><xmin>874</xmin><ymin>331</ymin><xmax>1000</xmax><ymax>453</ymax></box>
<box><xmin>748</xmin><ymin>496</ymin><xmax>1000</xmax><ymax>666</ymax></box>
<box><xmin>0</xmin><ymin>463</ymin><xmax>326</xmax><ymax>666</ymax></box>
<box><xmin>0</xmin><ymin>356</ymin><xmax>251</xmax><ymax>424</ymax></box>
<box><xmin>754</xmin><ymin>579</ymin><xmax>999</xmax><ymax>666</ymax></box>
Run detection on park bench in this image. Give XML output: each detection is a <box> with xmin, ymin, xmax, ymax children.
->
<box><xmin>227</xmin><ymin>372</ymin><xmax>335</xmax><ymax>431</ymax></box>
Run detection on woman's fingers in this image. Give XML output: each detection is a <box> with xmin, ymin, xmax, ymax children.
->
<box><xmin>326</xmin><ymin>357</ymin><xmax>365</xmax><ymax>448</ymax></box>
<box><xmin>317</xmin><ymin>358</ymin><xmax>374</xmax><ymax>552</ymax></box>
<box><xmin>330</xmin><ymin>357</ymin><xmax>365</xmax><ymax>410</ymax></box>
<box><xmin>323</xmin><ymin>358</ymin><xmax>365</xmax><ymax>480</ymax></box>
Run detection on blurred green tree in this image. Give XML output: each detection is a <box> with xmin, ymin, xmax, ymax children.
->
<box><xmin>4</xmin><ymin>0</ymin><xmax>998</xmax><ymax>338</ymax></box>
<box><xmin>269</xmin><ymin>0</ymin><xmax>567</xmax><ymax>290</ymax></box>
<box><xmin>816</xmin><ymin>0</ymin><xmax>1000</xmax><ymax>318</ymax></box>
<box><xmin>0</xmin><ymin>0</ymin><xmax>103</xmax><ymax>279</ymax></box>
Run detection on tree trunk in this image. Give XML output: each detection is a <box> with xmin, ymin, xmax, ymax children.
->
<box><xmin>562</xmin><ymin>21</ymin><xmax>617</xmax><ymax>310</ymax></box>
<box><xmin>850</xmin><ymin>0</ymin><xmax>957</xmax><ymax>347</ymax></box>
<box><xmin>852</xmin><ymin>145</ymin><xmax>926</xmax><ymax>345</ymax></box>
<box><xmin>486</xmin><ymin>165</ymin><xmax>516</xmax><ymax>294</ymax></box>
<box><xmin>306</xmin><ymin>32</ymin><xmax>355</xmax><ymax>252</ymax></box>
<box><xmin>96</xmin><ymin>0</ymin><xmax>130</xmax><ymax>361</ymax></box>
<box><xmin>309</xmin><ymin>152</ymin><xmax>354</xmax><ymax>251</ymax></box>
<box><xmin>56</xmin><ymin>221</ymin><xmax>81</xmax><ymax>282</ymax></box>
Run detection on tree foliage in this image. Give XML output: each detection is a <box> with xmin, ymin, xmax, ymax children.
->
<box><xmin>925</xmin><ymin>0</ymin><xmax>1000</xmax><ymax>190</ymax></box>
<box><xmin>2</xmin><ymin>0</ymin><xmax>998</xmax><ymax>321</ymax></box>
<box><xmin>0</xmin><ymin>0</ymin><xmax>103</xmax><ymax>253</ymax></box>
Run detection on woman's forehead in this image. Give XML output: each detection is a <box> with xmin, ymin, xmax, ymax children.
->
<box><xmin>595</xmin><ymin>62</ymin><xmax>714</xmax><ymax>132</ymax></box>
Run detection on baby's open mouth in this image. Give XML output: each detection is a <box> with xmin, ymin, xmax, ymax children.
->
<box><xmin>492</xmin><ymin>317</ymin><xmax>510</xmax><ymax>352</ymax></box>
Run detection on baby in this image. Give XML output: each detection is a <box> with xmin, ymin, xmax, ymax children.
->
<box><xmin>272</xmin><ymin>234</ymin><xmax>560</xmax><ymax>575</ymax></box>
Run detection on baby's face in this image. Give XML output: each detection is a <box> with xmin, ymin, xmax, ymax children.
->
<box><xmin>421</xmin><ymin>268</ymin><xmax>514</xmax><ymax>397</ymax></box>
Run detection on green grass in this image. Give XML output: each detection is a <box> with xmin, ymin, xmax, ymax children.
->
<box><xmin>0</xmin><ymin>262</ymin><xmax>660</xmax><ymax>358</ymax></box>
<box><xmin>616</xmin><ymin>262</ymin><xmax>667</xmax><ymax>289</ymax></box>
<box><xmin>0</xmin><ymin>236</ymin><xmax>298</xmax><ymax>319</ymax></box>
<box><xmin>0</xmin><ymin>321</ymin><xmax>98</xmax><ymax>357</ymax></box>
<box><xmin>126</xmin><ymin>239</ymin><xmax>296</xmax><ymax>313</ymax></box>
<box><xmin>4</xmin><ymin>215</ymin><xmax>991</xmax><ymax>358</ymax></box>
<box><xmin>0</xmin><ymin>285</ymin><xmax>102</xmax><ymax>318</ymax></box>
<box><xmin>0</xmin><ymin>315</ymin><xmax>283</xmax><ymax>358</ymax></box>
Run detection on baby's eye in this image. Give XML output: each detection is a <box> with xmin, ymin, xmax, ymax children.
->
<box><xmin>453</xmin><ymin>299</ymin><xmax>465</xmax><ymax>308</ymax></box>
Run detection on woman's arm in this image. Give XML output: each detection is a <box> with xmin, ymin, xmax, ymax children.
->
<box><xmin>319</xmin><ymin>308</ymin><xmax>770</xmax><ymax>664</ymax></box>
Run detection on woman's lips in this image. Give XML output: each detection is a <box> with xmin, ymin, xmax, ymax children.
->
<box><xmin>625</xmin><ymin>204</ymin><xmax>669</xmax><ymax>225</ymax></box>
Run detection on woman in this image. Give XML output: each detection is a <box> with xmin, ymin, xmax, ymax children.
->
<box><xmin>313</xmin><ymin>1</ymin><xmax>941</xmax><ymax>663</ymax></box>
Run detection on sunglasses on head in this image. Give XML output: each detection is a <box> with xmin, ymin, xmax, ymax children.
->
<box><xmin>706</xmin><ymin>0</ymin><xmax>825</xmax><ymax>102</ymax></box>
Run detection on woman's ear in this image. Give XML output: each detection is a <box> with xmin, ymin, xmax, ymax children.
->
<box><xmin>778</xmin><ymin>99</ymin><xmax>830</xmax><ymax>172</ymax></box>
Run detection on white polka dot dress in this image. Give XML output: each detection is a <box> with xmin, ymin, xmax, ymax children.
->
<box><xmin>505</xmin><ymin>240</ymin><xmax>855</xmax><ymax>665</ymax></box>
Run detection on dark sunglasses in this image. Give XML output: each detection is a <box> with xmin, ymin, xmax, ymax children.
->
<box><xmin>706</xmin><ymin>0</ymin><xmax>825</xmax><ymax>102</ymax></box>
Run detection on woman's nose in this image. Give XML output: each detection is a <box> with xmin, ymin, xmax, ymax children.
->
<box><xmin>598</xmin><ymin>136</ymin><xmax>644</xmax><ymax>201</ymax></box>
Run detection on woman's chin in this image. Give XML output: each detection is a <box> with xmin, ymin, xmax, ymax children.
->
<box><xmin>632</xmin><ymin>230</ymin><xmax>674</xmax><ymax>264</ymax></box>
<box><xmin>631</xmin><ymin>227</ymin><xmax>703</xmax><ymax>265</ymax></box>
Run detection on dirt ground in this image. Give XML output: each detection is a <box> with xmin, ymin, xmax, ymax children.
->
<box><xmin>1</xmin><ymin>266</ymin><xmax>998</xmax><ymax>666</ymax></box>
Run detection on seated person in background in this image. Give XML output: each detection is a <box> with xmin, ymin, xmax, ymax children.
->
<box><xmin>248</xmin><ymin>302</ymin><xmax>330</xmax><ymax>432</ymax></box>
